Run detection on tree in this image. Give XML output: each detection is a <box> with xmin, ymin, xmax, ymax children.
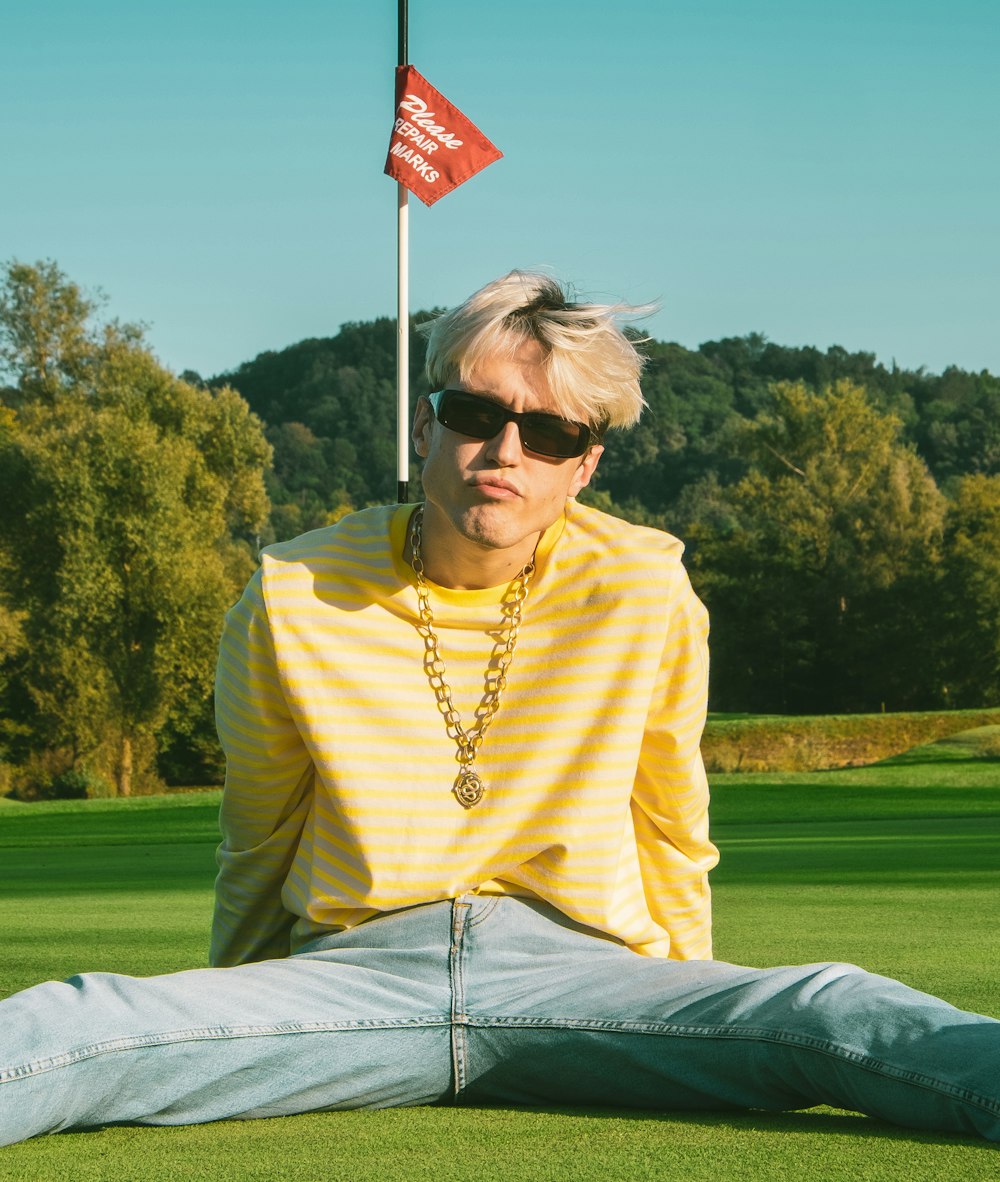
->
<box><xmin>682</xmin><ymin>381</ymin><xmax>946</xmax><ymax>712</ymax></box>
<box><xmin>937</xmin><ymin>474</ymin><xmax>1000</xmax><ymax>706</ymax></box>
<box><xmin>0</xmin><ymin>259</ymin><xmax>97</xmax><ymax>402</ymax></box>
<box><xmin>0</xmin><ymin>261</ymin><xmax>271</xmax><ymax>795</ymax></box>
<box><xmin>213</xmin><ymin>316</ymin><xmax>431</xmax><ymax>528</ymax></box>
<box><xmin>596</xmin><ymin>341</ymin><xmax>740</xmax><ymax>516</ymax></box>
<box><xmin>913</xmin><ymin>369</ymin><xmax>1000</xmax><ymax>483</ymax></box>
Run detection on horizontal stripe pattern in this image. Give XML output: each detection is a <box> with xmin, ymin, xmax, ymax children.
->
<box><xmin>212</xmin><ymin>501</ymin><xmax>718</xmax><ymax>967</ymax></box>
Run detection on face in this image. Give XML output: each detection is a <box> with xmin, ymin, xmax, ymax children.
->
<box><xmin>412</xmin><ymin>340</ymin><xmax>603</xmax><ymax>575</ymax></box>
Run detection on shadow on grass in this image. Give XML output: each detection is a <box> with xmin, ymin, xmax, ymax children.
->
<box><xmin>451</xmin><ymin>1102</ymin><xmax>998</xmax><ymax>1148</ymax></box>
<box><xmin>1</xmin><ymin>842</ymin><xmax>217</xmax><ymax>896</ymax></box>
<box><xmin>0</xmin><ymin>799</ymin><xmax>221</xmax><ymax>849</ymax></box>
<box><xmin>60</xmin><ymin>1102</ymin><xmax>997</xmax><ymax>1152</ymax></box>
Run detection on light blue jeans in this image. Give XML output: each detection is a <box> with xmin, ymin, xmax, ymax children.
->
<box><xmin>2</xmin><ymin>896</ymin><xmax>998</xmax><ymax>1146</ymax></box>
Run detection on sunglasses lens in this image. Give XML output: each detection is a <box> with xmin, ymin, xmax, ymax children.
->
<box><xmin>435</xmin><ymin>391</ymin><xmax>590</xmax><ymax>459</ymax></box>
<box><xmin>439</xmin><ymin>392</ymin><xmax>506</xmax><ymax>440</ymax></box>
<box><xmin>521</xmin><ymin>415</ymin><xmax>589</xmax><ymax>458</ymax></box>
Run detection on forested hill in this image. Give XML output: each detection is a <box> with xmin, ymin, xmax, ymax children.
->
<box><xmin>210</xmin><ymin>317</ymin><xmax>1000</xmax><ymax>538</ymax></box>
<box><xmin>209</xmin><ymin>316</ymin><xmax>428</xmax><ymax>529</ymax></box>
<box><xmin>210</xmin><ymin>318</ymin><xmax>1000</xmax><ymax>717</ymax></box>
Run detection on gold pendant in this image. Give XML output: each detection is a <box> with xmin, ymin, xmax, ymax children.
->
<box><xmin>453</xmin><ymin>769</ymin><xmax>485</xmax><ymax>808</ymax></box>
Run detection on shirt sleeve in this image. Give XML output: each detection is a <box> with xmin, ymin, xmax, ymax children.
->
<box><xmin>210</xmin><ymin>566</ymin><xmax>314</xmax><ymax>967</ymax></box>
<box><xmin>631</xmin><ymin>560</ymin><xmax>718</xmax><ymax>960</ymax></box>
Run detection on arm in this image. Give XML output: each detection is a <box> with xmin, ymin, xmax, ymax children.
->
<box><xmin>210</xmin><ymin>566</ymin><xmax>314</xmax><ymax>966</ymax></box>
<box><xmin>631</xmin><ymin>561</ymin><xmax>718</xmax><ymax>960</ymax></box>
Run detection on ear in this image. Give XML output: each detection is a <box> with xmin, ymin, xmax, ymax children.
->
<box><xmin>567</xmin><ymin>444</ymin><xmax>603</xmax><ymax>498</ymax></box>
<box><xmin>412</xmin><ymin>396</ymin><xmax>434</xmax><ymax>458</ymax></box>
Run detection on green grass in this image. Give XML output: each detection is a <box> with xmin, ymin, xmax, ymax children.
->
<box><xmin>1</xmin><ymin>740</ymin><xmax>998</xmax><ymax>1180</ymax></box>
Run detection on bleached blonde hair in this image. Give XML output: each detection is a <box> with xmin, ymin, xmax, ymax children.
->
<box><xmin>420</xmin><ymin>270</ymin><xmax>650</xmax><ymax>431</ymax></box>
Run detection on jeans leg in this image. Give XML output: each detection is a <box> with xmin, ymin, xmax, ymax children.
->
<box><xmin>0</xmin><ymin>903</ymin><xmax>455</xmax><ymax>1146</ymax></box>
<box><xmin>457</xmin><ymin>898</ymin><xmax>1000</xmax><ymax>1141</ymax></box>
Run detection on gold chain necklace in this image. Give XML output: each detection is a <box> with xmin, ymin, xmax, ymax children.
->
<box><xmin>409</xmin><ymin>505</ymin><xmax>535</xmax><ymax>808</ymax></box>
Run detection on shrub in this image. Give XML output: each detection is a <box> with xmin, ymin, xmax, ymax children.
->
<box><xmin>47</xmin><ymin>767</ymin><xmax>116</xmax><ymax>799</ymax></box>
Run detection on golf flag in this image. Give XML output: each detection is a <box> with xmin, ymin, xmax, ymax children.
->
<box><xmin>385</xmin><ymin>65</ymin><xmax>502</xmax><ymax>206</ymax></box>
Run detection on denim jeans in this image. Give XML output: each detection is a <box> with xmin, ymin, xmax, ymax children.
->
<box><xmin>2</xmin><ymin>896</ymin><xmax>998</xmax><ymax>1145</ymax></box>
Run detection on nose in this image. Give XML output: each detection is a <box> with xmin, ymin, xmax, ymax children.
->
<box><xmin>484</xmin><ymin>420</ymin><xmax>524</xmax><ymax>465</ymax></box>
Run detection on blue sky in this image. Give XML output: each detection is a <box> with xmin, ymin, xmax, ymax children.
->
<box><xmin>3</xmin><ymin>0</ymin><xmax>997</xmax><ymax>379</ymax></box>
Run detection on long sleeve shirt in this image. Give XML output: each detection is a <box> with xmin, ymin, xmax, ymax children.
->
<box><xmin>211</xmin><ymin>500</ymin><xmax>718</xmax><ymax>967</ymax></box>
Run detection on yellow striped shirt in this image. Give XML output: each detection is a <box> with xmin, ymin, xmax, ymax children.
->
<box><xmin>211</xmin><ymin>500</ymin><xmax>718</xmax><ymax>966</ymax></box>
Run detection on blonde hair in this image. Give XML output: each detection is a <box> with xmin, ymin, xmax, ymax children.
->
<box><xmin>420</xmin><ymin>271</ymin><xmax>650</xmax><ymax>431</ymax></box>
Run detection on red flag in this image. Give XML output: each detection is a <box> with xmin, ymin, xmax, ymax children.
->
<box><xmin>384</xmin><ymin>65</ymin><xmax>502</xmax><ymax>206</ymax></box>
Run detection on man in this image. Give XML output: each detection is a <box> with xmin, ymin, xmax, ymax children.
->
<box><xmin>1</xmin><ymin>271</ymin><xmax>998</xmax><ymax>1144</ymax></box>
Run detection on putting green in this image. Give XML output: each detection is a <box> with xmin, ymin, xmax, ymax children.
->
<box><xmin>0</xmin><ymin>747</ymin><xmax>997</xmax><ymax>1179</ymax></box>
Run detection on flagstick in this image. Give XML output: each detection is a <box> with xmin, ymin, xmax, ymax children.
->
<box><xmin>396</xmin><ymin>0</ymin><xmax>410</xmax><ymax>504</ymax></box>
<box><xmin>396</xmin><ymin>181</ymin><xmax>409</xmax><ymax>504</ymax></box>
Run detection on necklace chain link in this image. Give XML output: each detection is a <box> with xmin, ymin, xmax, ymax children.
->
<box><xmin>410</xmin><ymin>505</ymin><xmax>535</xmax><ymax>808</ymax></box>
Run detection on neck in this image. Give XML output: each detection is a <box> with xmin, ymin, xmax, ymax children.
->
<box><xmin>410</xmin><ymin>504</ymin><xmax>540</xmax><ymax>590</ymax></box>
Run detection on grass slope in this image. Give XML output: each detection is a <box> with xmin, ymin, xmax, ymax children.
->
<box><xmin>703</xmin><ymin>709</ymin><xmax>1000</xmax><ymax>772</ymax></box>
<box><xmin>0</xmin><ymin>738</ymin><xmax>997</xmax><ymax>1180</ymax></box>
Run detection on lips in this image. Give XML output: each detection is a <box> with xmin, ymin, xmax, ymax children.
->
<box><xmin>469</xmin><ymin>477</ymin><xmax>521</xmax><ymax>497</ymax></box>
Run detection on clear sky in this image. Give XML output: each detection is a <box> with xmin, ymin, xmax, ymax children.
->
<box><xmin>3</xmin><ymin>0</ymin><xmax>997</xmax><ymax>379</ymax></box>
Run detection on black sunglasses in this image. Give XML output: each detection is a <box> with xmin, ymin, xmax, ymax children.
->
<box><xmin>427</xmin><ymin>389</ymin><xmax>599</xmax><ymax>459</ymax></box>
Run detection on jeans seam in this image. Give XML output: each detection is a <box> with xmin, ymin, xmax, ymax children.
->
<box><xmin>464</xmin><ymin>1015</ymin><xmax>1000</xmax><ymax>1117</ymax></box>
<box><xmin>465</xmin><ymin>897</ymin><xmax>501</xmax><ymax>928</ymax></box>
<box><xmin>0</xmin><ymin>1018</ymin><xmax>452</xmax><ymax>1084</ymax></box>
<box><xmin>449</xmin><ymin>901</ymin><xmax>471</xmax><ymax>1096</ymax></box>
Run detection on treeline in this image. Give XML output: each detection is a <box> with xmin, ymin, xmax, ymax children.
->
<box><xmin>1</xmin><ymin>260</ymin><xmax>998</xmax><ymax>798</ymax></box>
<box><xmin>213</xmin><ymin>309</ymin><xmax>1000</xmax><ymax>718</ymax></box>
<box><xmin>213</xmin><ymin>322</ymin><xmax>1000</xmax><ymax>532</ymax></box>
<box><xmin>0</xmin><ymin>262</ymin><xmax>270</xmax><ymax>798</ymax></box>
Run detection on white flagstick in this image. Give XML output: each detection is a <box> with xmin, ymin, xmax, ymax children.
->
<box><xmin>396</xmin><ymin>179</ymin><xmax>409</xmax><ymax>504</ymax></box>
